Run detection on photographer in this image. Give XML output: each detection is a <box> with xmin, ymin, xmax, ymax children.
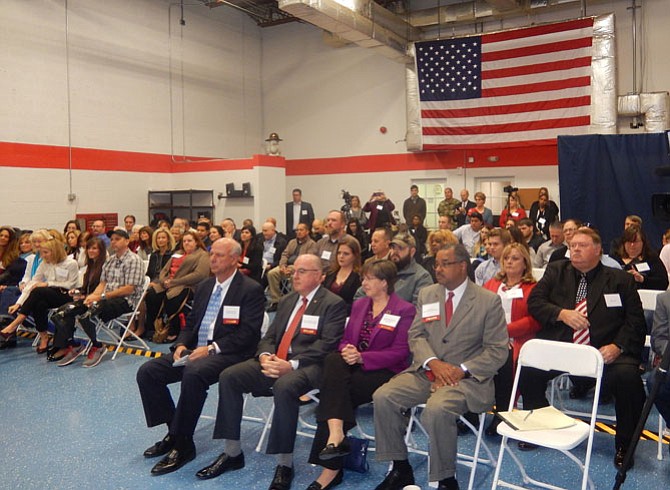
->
<box><xmin>363</xmin><ymin>190</ymin><xmax>395</xmax><ymax>232</ymax></box>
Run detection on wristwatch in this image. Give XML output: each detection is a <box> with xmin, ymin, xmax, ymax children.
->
<box><xmin>208</xmin><ymin>345</ymin><xmax>216</xmax><ymax>356</ymax></box>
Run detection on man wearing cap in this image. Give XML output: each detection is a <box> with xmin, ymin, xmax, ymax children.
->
<box><xmin>452</xmin><ymin>212</ymin><xmax>483</xmax><ymax>258</ymax></box>
<box><xmin>136</xmin><ymin>238</ymin><xmax>266</xmax><ymax>476</ymax></box>
<box><xmin>356</xmin><ymin>233</ymin><xmax>433</xmax><ymax>305</ymax></box>
<box><xmin>286</xmin><ymin>189</ymin><xmax>315</xmax><ymax>240</ymax></box>
<box><xmin>53</xmin><ymin>229</ymin><xmax>144</xmax><ymax>368</ymax></box>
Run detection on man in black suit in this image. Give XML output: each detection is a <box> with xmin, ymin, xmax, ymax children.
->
<box><xmin>525</xmin><ymin>227</ymin><xmax>647</xmax><ymax>468</ymax></box>
<box><xmin>455</xmin><ymin>189</ymin><xmax>476</xmax><ymax>228</ymax></box>
<box><xmin>136</xmin><ymin>238</ymin><xmax>266</xmax><ymax>475</ymax></box>
<box><xmin>286</xmin><ymin>188</ymin><xmax>315</xmax><ymax>240</ymax></box>
<box><xmin>195</xmin><ymin>254</ymin><xmax>347</xmax><ymax>489</ymax></box>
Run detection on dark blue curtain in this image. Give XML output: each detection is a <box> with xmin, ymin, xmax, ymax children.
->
<box><xmin>558</xmin><ymin>133</ymin><xmax>670</xmax><ymax>253</ymax></box>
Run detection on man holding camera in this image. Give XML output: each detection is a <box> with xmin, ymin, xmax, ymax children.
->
<box><xmin>364</xmin><ymin>190</ymin><xmax>396</xmax><ymax>232</ymax></box>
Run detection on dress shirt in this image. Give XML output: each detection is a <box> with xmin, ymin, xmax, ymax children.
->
<box><xmin>263</xmin><ymin>235</ymin><xmax>277</xmax><ymax>264</ymax></box>
<box><xmin>205</xmin><ymin>271</ymin><xmax>237</xmax><ymax>352</ymax></box>
<box><xmin>293</xmin><ymin>202</ymin><xmax>301</xmax><ymax>230</ymax></box>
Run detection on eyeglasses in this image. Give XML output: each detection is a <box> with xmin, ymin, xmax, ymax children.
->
<box><xmin>434</xmin><ymin>261</ymin><xmax>462</xmax><ymax>269</ymax></box>
<box><xmin>294</xmin><ymin>268</ymin><xmax>321</xmax><ymax>275</ymax></box>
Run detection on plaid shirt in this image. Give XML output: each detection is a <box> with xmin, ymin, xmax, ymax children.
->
<box><xmin>101</xmin><ymin>249</ymin><xmax>144</xmax><ymax>307</ymax></box>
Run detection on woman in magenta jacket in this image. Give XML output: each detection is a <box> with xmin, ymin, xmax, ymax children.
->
<box><xmin>483</xmin><ymin>242</ymin><xmax>540</xmax><ymax>435</ymax></box>
<box><xmin>305</xmin><ymin>259</ymin><xmax>415</xmax><ymax>490</ymax></box>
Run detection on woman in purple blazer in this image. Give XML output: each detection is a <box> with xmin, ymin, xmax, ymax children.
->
<box><xmin>305</xmin><ymin>259</ymin><xmax>415</xmax><ymax>490</ymax></box>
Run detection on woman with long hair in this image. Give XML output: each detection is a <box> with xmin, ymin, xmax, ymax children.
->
<box><xmin>498</xmin><ymin>192</ymin><xmax>527</xmax><ymax>228</ymax></box>
<box><xmin>0</xmin><ymin>227</ymin><xmax>28</xmax><ymax>318</ymax></box>
<box><xmin>348</xmin><ymin>195</ymin><xmax>367</xmax><ymax>228</ymax></box>
<box><xmin>48</xmin><ymin>237</ymin><xmax>107</xmax><ymax>363</ymax></box>
<box><xmin>306</xmin><ymin>260</ymin><xmax>414</xmax><ymax>489</ymax></box>
<box><xmin>144</xmin><ymin>230</ymin><xmax>209</xmax><ymax>342</ymax></box>
<box><xmin>323</xmin><ymin>240</ymin><xmax>362</xmax><ymax>314</ymax></box>
<box><xmin>0</xmin><ymin>234</ymin><xmax>79</xmax><ymax>352</ymax></box>
<box><xmin>237</xmin><ymin>225</ymin><xmax>263</xmax><ymax>283</ymax></box>
<box><xmin>615</xmin><ymin>225</ymin><xmax>668</xmax><ymax>291</ymax></box>
<box><xmin>137</xmin><ymin>226</ymin><xmax>154</xmax><ymax>261</ymax></box>
<box><xmin>345</xmin><ymin>218</ymin><xmax>368</xmax><ymax>257</ymax></box>
<box><xmin>483</xmin><ymin>243</ymin><xmax>540</xmax><ymax>435</ymax></box>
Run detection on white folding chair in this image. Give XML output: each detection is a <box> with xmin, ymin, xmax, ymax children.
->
<box><xmin>492</xmin><ymin>339</ymin><xmax>604</xmax><ymax>490</ymax></box>
<box><xmin>404</xmin><ymin>405</ymin><xmax>496</xmax><ymax>490</ymax></box>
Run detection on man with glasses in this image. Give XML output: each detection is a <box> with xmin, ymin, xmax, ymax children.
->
<box><xmin>525</xmin><ymin>228</ymin><xmax>646</xmax><ymax>468</ymax></box>
<box><xmin>197</xmin><ymin>254</ymin><xmax>347</xmax><ymax>489</ymax></box>
<box><xmin>372</xmin><ymin>243</ymin><xmax>508</xmax><ymax>490</ymax></box>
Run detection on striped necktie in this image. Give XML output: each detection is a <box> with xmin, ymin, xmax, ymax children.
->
<box><xmin>573</xmin><ymin>273</ymin><xmax>590</xmax><ymax>345</ymax></box>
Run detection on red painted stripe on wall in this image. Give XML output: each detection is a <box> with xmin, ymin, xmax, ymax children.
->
<box><xmin>0</xmin><ymin>140</ymin><xmax>558</xmax><ymax>176</ymax></box>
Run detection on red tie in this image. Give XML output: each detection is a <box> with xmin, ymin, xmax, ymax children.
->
<box><xmin>277</xmin><ymin>297</ymin><xmax>308</xmax><ymax>360</ymax></box>
<box><xmin>445</xmin><ymin>291</ymin><xmax>455</xmax><ymax>327</ymax></box>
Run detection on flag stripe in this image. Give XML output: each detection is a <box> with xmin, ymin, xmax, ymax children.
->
<box><xmin>415</xmin><ymin>17</ymin><xmax>594</xmax><ymax>149</ymax></box>
<box><xmin>422</xmin><ymin>96</ymin><xmax>592</xmax><ymax>119</ymax></box>
<box><xmin>423</xmin><ymin>116</ymin><xmax>590</xmax><ymax>136</ymax></box>
<box><xmin>484</xmin><ymin>57</ymin><xmax>592</xmax><ymax>80</ymax></box>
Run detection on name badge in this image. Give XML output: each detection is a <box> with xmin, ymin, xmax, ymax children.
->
<box><xmin>301</xmin><ymin>209</ymin><xmax>308</xmax><ymax>215</ymax></box>
<box><xmin>269</xmin><ymin>246</ymin><xmax>277</xmax><ymax>254</ymax></box>
<box><xmin>242</xmin><ymin>256</ymin><xmax>250</xmax><ymax>265</ymax></box>
<box><xmin>321</xmin><ymin>250</ymin><xmax>332</xmax><ymax>261</ymax></box>
<box><xmin>222</xmin><ymin>305</ymin><xmax>240</xmax><ymax>324</ymax></box>
<box><xmin>55</xmin><ymin>267</ymin><xmax>69</xmax><ymax>280</ymax></box>
<box><xmin>422</xmin><ymin>302</ymin><xmax>440</xmax><ymax>322</ymax></box>
<box><xmin>172</xmin><ymin>253</ymin><xmax>184</xmax><ymax>259</ymax></box>
<box><xmin>511</xmin><ymin>212</ymin><xmax>519</xmax><ymax>217</ymax></box>
<box><xmin>564</xmin><ymin>249</ymin><xmax>571</xmax><ymax>259</ymax></box>
<box><xmin>376</xmin><ymin>205</ymin><xmax>383</xmax><ymax>211</ymax></box>
<box><xmin>604</xmin><ymin>293</ymin><xmax>623</xmax><ymax>308</ymax></box>
<box><xmin>538</xmin><ymin>217</ymin><xmax>546</xmax><ymax>225</ymax></box>
<box><xmin>505</xmin><ymin>288</ymin><xmax>524</xmax><ymax>299</ymax></box>
<box><xmin>635</xmin><ymin>262</ymin><xmax>650</xmax><ymax>272</ymax></box>
<box><xmin>379</xmin><ymin>313</ymin><xmax>401</xmax><ymax>331</ymax></box>
<box><xmin>300</xmin><ymin>314</ymin><xmax>319</xmax><ymax>334</ymax></box>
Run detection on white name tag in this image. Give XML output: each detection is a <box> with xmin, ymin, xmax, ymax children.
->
<box><xmin>505</xmin><ymin>288</ymin><xmax>524</xmax><ymax>299</ymax></box>
<box><xmin>538</xmin><ymin>217</ymin><xmax>546</xmax><ymax>226</ymax></box>
<box><xmin>635</xmin><ymin>262</ymin><xmax>650</xmax><ymax>272</ymax></box>
<box><xmin>511</xmin><ymin>212</ymin><xmax>519</xmax><ymax>217</ymax></box>
<box><xmin>301</xmin><ymin>209</ymin><xmax>308</xmax><ymax>215</ymax></box>
<box><xmin>223</xmin><ymin>305</ymin><xmax>240</xmax><ymax>324</ymax></box>
<box><xmin>172</xmin><ymin>253</ymin><xmax>184</xmax><ymax>259</ymax></box>
<box><xmin>376</xmin><ymin>204</ymin><xmax>383</xmax><ymax>211</ymax></box>
<box><xmin>604</xmin><ymin>293</ymin><xmax>623</xmax><ymax>308</ymax></box>
<box><xmin>321</xmin><ymin>250</ymin><xmax>332</xmax><ymax>261</ymax></box>
<box><xmin>269</xmin><ymin>246</ymin><xmax>276</xmax><ymax>254</ymax></box>
<box><xmin>55</xmin><ymin>267</ymin><xmax>68</xmax><ymax>280</ymax></box>
<box><xmin>301</xmin><ymin>314</ymin><xmax>319</xmax><ymax>334</ymax></box>
<box><xmin>379</xmin><ymin>313</ymin><xmax>401</xmax><ymax>331</ymax></box>
<box><xmin>242</xmin><ymin>256</ymin><xmax>250</xmax><ymax>265</ymax></box>
<box><xmin>564</xmin><ymin>249</ymin><xmax>571</xmax><ymax>258</ymax></box>
<box><xmin>422</xmin><ymin>302</ymin><xmax>440</xmax><ymax>322</ymax></box>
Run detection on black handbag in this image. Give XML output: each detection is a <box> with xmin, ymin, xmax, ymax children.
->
<box><xmin>343</xmin><ymin>436</ymin><xmax>370</xmax><ymax>473</ymax></box>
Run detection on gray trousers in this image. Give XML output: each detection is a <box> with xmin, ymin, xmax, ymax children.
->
<box><xmin>373</xmin><ymin>371</ymin><xmax>469</xmax><ymax>482</ymax></box>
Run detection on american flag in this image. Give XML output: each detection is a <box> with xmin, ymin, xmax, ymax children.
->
<box><xmin>415</xmin><ymin>18</ymin><xmax>594</xmax><ymax>150</ymax></box>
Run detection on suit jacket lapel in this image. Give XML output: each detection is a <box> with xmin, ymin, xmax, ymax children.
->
<box><xmin>445</xmin><ymin>281</ymin><xmax>476</xmax><ymax>336</ymax></box>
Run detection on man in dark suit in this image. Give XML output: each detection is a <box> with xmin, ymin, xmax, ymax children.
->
<box><xmin>525</xmin><ymin>227</ymin><xmax>646</xmax><ymax>468</ymax></box>
<box><xmin>372</xmin><ymin>243</ymin><xmax>508</xmax><ymax>490</ymax></box>
<box><xmin>455</xmin><ymin>189</ymin><xmax>476</xmax><ymax>228</ymax></box>
<box><xmin>286</xmin><ymin>188</ymin><xmax>315</xmax><ymax>240</ymax></box>
<box><xmin>136</xmin><ymin>238</ymin><xmax>266</xmax><ymax>476</ymax></box>
<box><xmin>195</xmin><ymin>253</ymin><xmax>347</xmax><ymax>490</ymax></box>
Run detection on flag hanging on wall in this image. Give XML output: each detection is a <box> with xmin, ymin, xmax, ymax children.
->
<box><xmin>413</xmin><ymin>18</ymin><xmax>595</xmax><ymax>150</ymax></box>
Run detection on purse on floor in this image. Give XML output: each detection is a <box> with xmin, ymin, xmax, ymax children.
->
<box><xmin>343</xmin><ymin>436</ymin><xmax>369</xmax><ymax>473</ymax></box>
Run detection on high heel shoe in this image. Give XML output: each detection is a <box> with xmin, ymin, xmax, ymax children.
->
<box><xmin>0</xmin><ymin>331</ymin><xmax>17</xmax><ymax>350</ymax></box>
<box><xmin>36</xmin><ymin>345</ymin><xmax>49</xmax><ymax>354</ymax></box>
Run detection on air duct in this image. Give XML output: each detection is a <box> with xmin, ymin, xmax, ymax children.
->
<box><xmin>618</xmin><ymin>92</ymin><xmax>670</xmax><ymax>132</ymax></box>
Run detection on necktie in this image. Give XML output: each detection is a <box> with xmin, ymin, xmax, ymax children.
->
<box><xmin>277</xmin><ymin>297</ymin><xmax>308</xmax><ymax>360</ymax></box>
<box><xmin>573</xmin><ymin>273</ymin><xmax>590</xmax><ymax>345</ymax></box>
<box><xmin>445</xmin><ymin>291</ymin><xmax>455</xmax><ymax>327</ymax></box>
<box><xmin>197</xmin><ymin>285</ymin><xmax>223</xmax><ymax>347</ymax></box>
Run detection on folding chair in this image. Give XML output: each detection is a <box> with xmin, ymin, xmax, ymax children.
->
<box><xmin>492</xmin><ymin>339</ymin><xmax>604</xmax><ymax>490</ymax></box>
<box><xmin>92</xmin><ymin>276</ymin><xmax>151</xmax><ymax>360</ymax></box>
<box><xmin>404</xmin><ymin>405</ymin><xmax>496</xmax><ymax>490</ymax></box>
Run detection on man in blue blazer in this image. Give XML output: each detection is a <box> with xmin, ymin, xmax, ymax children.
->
<box><xmin>285</xmin><ymin>188</ymin><xmax>315</xmax><ymax>240</ymax></box>
<box><xmin>196</xmin><ymin>253</ymin><xmax>347</xmax><ymax>490</ymax></box>
<box><xmin>136</xmin><ymin>238</ymin><xmax>266</xmax><ymax>476</ymax></box>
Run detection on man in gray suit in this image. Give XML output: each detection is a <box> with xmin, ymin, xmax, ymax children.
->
<box><xmin>372</xmin><ymin>243</ymin><xmax>508</xmax><ymax>490</ymax></box>
<box><xmin>196</xmin><ymin>253</ymin><xmax>347</xmax><ymax>490</ymax></box>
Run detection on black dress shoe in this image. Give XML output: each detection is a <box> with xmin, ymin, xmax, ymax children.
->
<box><xmin>143</xmin><ymin>434</ymin><xmax>175</xmax><ymax>458</ymax></box>
<box><xmin>195</xmin><ymin>452</ymin><xmax>245</xmax><ymax>480</ymax></box>
<box><xmin>374</xmin><ymin>467</ymin><xmax>415</xmax><ymax>490</ymax></box>
<box><xmin>319</xmin><ymin>439</ymin><xmax>351</xmax><ymax>460</ymax></box>
<box><xmin>150</xmin><ymin>446</ymin><xmax>196</xmax><ymax>475</ymax></box>
<box><xmin>614</xmin><ymin>446</ymin><xmax>634</xmax><ymax>469</ymax></box>
<box><xmin>438</xmin><ymin>476</ymin><xmax>460</xmax><ymax>490</ymax></box>
<box><xmin>305</xmin><ymin>470</ymin><xmax>343</xmax><ymax>490</ymax></box>
<box><xmin>268</xmin><ymin>465</ymin><xmax>294</xmax><ymax>490</ymax></box>
<box><xmin>517</xmin><ymin>441</ymin><xmax>538</xmax><ymax>451</ymax></box>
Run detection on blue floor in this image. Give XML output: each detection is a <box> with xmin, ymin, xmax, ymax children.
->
<box><xmin>2</xmin><ymin>339</ymin><xmax>669</xmax><ymax>490</ymax></box>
